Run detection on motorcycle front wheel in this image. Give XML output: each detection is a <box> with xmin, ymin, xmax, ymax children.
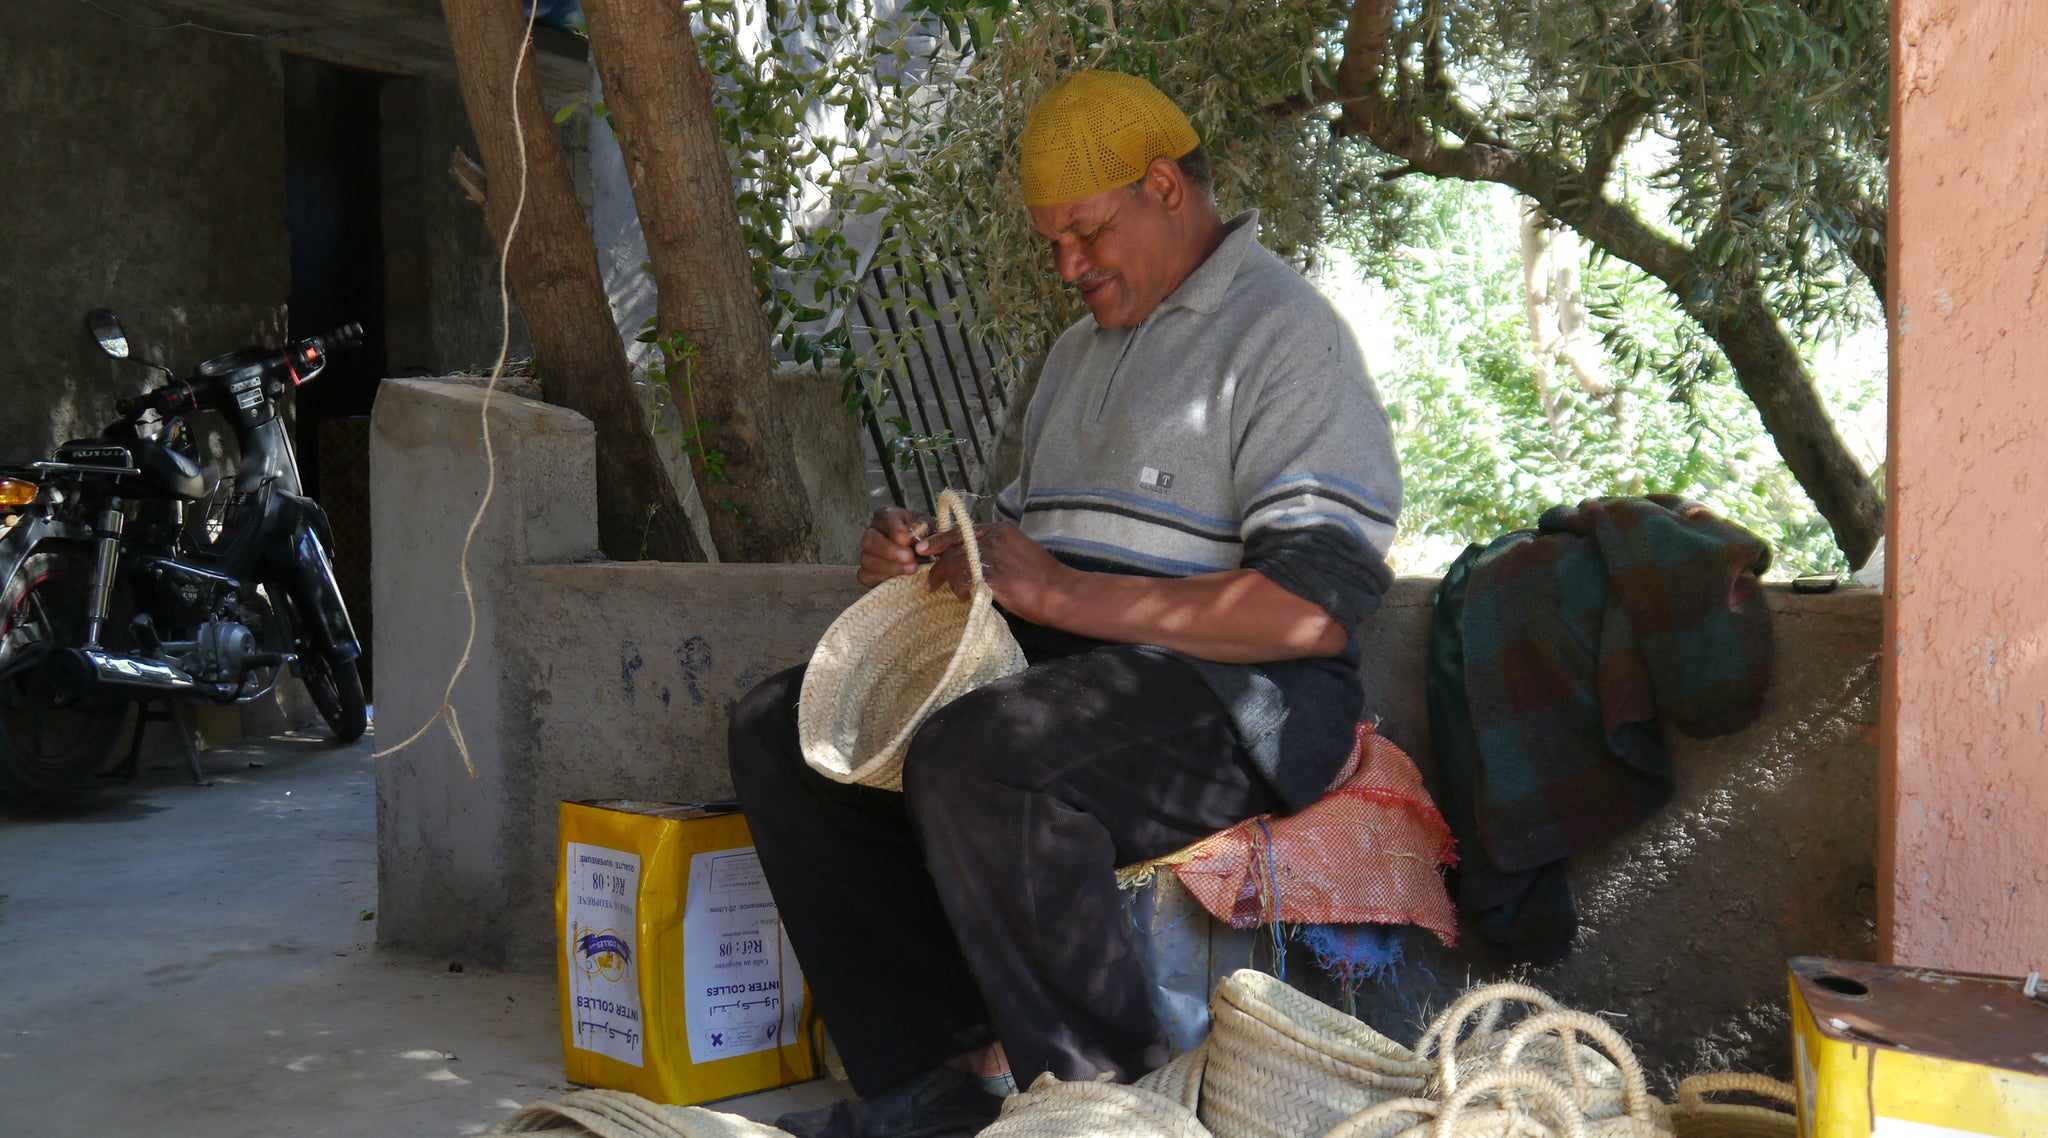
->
<box><xmin>272</xmin><ymin>588</ymin><xmax>367</xmax><ymax>744</ymax></box>
<box><xmin>0</xmin><ymin>547</ymin><xmax>129</xmax><ymax>800</ymax></box>
<box><xmin>302</xmin><ymin>653</ymin><xmax>366</xmax><ymax>744</ymax></box>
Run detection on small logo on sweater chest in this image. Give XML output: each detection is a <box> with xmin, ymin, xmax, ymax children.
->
<box><xmin>1138</xmin><ymin>467</ymin><xmax>1175</xmax><ymax>493</ymax></box>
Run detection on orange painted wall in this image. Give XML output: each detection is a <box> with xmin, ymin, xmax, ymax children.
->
<box><xmin>1882</xmin><ymin>0</ymin><xmax>2048</xmax><ymax>971</ymax></box>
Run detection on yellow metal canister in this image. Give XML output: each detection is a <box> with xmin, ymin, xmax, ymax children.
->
<box><xmin>1789</xmin><ymin>956</ymin><xmax>2048</xmax><ymax>1138</ymax></box>
<box><xmin>557</xmin><ymin>799</ymin><xmax>819</xmax><ymax>1105</ymax></box>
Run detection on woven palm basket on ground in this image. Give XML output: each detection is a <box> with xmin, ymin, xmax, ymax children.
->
<box><xmin>1415</xmin><ymin>984</ymin><xmax>1570</xmax><ymax>1092</ymax></box>
<box><xmin>799</xmin><ymin>489</ymin><xmax>1027</xmax><ymax>791</ymax></box>
<box><xmin>1136</xmin><ymin>1043</ymin><xmax>1209</xmax><ymax>1113</ymax></box>
<box><xmin>1198</xmin><ymin>969</ymin><xmax>1431</xmax><ymax>1138</ymax></box>
<box><xmin>1416</xmin><ymin>985</ymin><xmax>1668</xmax><ymax>1137</ymax></box>
<box><xmin>1489</xmin><ymin>1012</ymin><xmax>1668</xmax><ymax>1138</ymax></box>
<box><xmin>488</xmin><ymin>1090</ymin><xmax>790</xmax><ymax>1138</ymax></box>
<box><xmin>1324</xmin><ymin>1067</ymin><xmax>1595</xmax><ymax>1138</ymax></box>
<box><xmin>1668</xmin><ymin>1074</ymin><xmax>1797</xmax><ymax>1138</ymax></box>
<box><xmin>985</xmin><ymin>1073</ymin><xmax>1215</xmax><ymax>1138</ymax></box>
<box><xmin>1418</xmin><ymin>987</ymin><xmax>1619</xmax><ymax>1107</ymax></box>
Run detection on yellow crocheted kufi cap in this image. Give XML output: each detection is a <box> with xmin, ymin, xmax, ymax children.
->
<box><xmin>1019</xmin><ymin>70</ymin><xmax>1200</xmax><ymax>207</ymax></box>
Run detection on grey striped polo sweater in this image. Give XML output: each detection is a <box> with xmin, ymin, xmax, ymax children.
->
<box><xmin>995</xmin><ymin>211</ymin><xmax>1402</xmax><ymax>808</ymax></box>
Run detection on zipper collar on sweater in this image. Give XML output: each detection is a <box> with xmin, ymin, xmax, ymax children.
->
<box><xmin>1156</xmin><ymin>209</ymin><xmax>1261</xmax><ymax>317</ymax></box>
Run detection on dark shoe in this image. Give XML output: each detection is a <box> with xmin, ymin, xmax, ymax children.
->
<box><xmin>775</xmin><ymin>1065</ymin><xmax>1005</xmax><ymax>1138</ymax></box>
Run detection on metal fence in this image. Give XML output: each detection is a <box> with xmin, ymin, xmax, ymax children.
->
<box><xmin>844</xmin><ymin>259</ymin><xmax>1014</xmax><ymax>514</ymax></box>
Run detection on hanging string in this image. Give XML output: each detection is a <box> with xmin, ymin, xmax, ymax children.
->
<box><xmin>371</xmin><ymin>4</ymin><xmax>540</xmax><ymax>777</ymax></box>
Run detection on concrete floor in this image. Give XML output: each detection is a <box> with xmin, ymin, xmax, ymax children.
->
<box><xmin>0</xmin><ymin>724</ymin><xmax>842</xmax><ymax>1137</ymax></box>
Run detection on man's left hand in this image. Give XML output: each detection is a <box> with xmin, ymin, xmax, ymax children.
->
<box><xmin>918</xmin><ymin>522</ymin><xmax>1073</xmax><ymax>626</ymax></box>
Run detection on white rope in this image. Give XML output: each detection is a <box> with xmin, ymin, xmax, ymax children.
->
<box><xmin>371</xmin><ymin>3</ymin><xmax>538</xmax><ymax>776</ymax></box>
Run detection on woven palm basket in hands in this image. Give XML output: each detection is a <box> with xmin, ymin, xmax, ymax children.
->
<box><xmin>799</xmin><ymin>489</ymin><xmax>1028</xmax><ymax>790</ymax></box>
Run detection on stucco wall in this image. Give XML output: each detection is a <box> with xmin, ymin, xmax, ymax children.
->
<box><xmin>0</xmin><ymin>3</ymin><xmax>289</xmax><ymax>468</ymax></box>
<box><xmin>491</xmin><ymin>562</ymin><xmax>867</xmax><ymax>969</ymax></box>
<box><xmin>1884</xmin><ymin>0</ymin><xmax>2048</xmax><ymax>970</ymax></box>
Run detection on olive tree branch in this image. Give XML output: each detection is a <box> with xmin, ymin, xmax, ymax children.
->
<box><xmin>1313</xmin><ymin>0</ymin><xmax>1883</xmax><ymax>566</ymax></box>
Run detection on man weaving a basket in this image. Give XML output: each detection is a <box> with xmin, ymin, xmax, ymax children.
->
<box><xmin>728</xmin><ymin>69</ymin><xmax>1401</xmax><ymax>1138</ymax></box>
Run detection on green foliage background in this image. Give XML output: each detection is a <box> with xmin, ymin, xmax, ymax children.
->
<box><xmin>1350</xmin><ymin>178</ymin><xmax>1882</xmax><ymax>576</ymax></box>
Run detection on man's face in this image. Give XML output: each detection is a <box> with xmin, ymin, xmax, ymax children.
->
<box><xmin>1029</xmin><ymin>174</ymin><xmax>1182</xmax><ymax>329</ymax></box>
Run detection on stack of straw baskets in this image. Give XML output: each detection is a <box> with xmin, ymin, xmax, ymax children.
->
<box><xmin>984</xmin><ymin>972</ymin><xmax>1798</xmax><ymax>1138</ymax></box>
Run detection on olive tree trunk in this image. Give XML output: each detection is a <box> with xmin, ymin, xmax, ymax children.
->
<box><xmin>441</xmin><ymin>0</ymin><xmax>706</xmax><ymax>562</ymax></box>
<box><xmin>582</xmin><ymin>0</ymin><xmax>821</xmax><ymax>562</ymax></box>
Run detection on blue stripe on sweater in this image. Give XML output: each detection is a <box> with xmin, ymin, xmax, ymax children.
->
<box><xmin>1027</xmin><ymin>486</ymin><xmax>1242</xmax><ymax>538</ymax></box>
<box><xmin>1036</xmin><ymin>536</ymin><xmax>1231</xmax><ymax>578</ymax></box>
<box><xmin>1248</xmin><ymin>509</ymin><xmax>1378</xmax><ymax>550</ymax></box>
<box><xmin>1249</xmin><ymin>472</ymin><xmax>1399</xmax><ymax>526</ymax></box>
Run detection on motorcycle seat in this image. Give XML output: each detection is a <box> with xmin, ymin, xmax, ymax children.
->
<box><xmin>55</xmin><ymin>438</ymin><xmax>133</xmax><ymax>468</ymax></box>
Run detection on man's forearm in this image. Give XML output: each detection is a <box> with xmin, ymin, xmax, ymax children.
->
<box><xmin>1037</xmin><ymin>567</ymin><xmax>1347</xmax><ymax>664</ymax></box>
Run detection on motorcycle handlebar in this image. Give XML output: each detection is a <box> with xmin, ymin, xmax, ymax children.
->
<box><xmin>308</xmin><ymin>322</ymin><xmax>365</xmax><ymax>357</ymax></box>
<box><xmin>283</xmin><ymin>322</ymin><xmax>364</xmax><ymax>384</ymax></box>
<box><xmin>116</xmin><ymin>321</ymin><xmax>364</xmax><ymax>417</ymax></box>
<box><xmin>115</xmin><ymin>384</ymin><xmax>189</xmax><ymax>419</ymax></box>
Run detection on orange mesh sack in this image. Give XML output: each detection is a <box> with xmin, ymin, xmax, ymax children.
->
<box><xmin>1135</xmin><ymin>723</ymin><xmax>1458</xmax><ymax>942</ymax></box>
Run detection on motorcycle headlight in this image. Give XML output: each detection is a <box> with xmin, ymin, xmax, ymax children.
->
<box><xmin>0</xmin><ymin>478</ymin><xmax>34</xmax><ymax>508</ymax></box>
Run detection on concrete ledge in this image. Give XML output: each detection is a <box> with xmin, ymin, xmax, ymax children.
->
<box><xmin>491</xmin><ymin>562</ymin><xmax>866</xmax><ymax>970</ymax></box>
<box><xmin>371</xmin><ymin>379</ymin><xmax>598</xmax><ymax>967</ymax></box>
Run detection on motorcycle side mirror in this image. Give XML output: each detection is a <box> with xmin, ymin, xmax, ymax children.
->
<box><xmin>87</xmin><ymin>309</ymin><xmax>130</xmax><ymax>359</ymax></box>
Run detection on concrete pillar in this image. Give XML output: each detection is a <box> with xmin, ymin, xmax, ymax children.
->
<box><xmin>370</xmin><ymin>378</ymin><xmax>598</xmax><ymax>962</ymax></box>
<box><xmin>1883</xmin><ymin>0</ymin><xmax>2048</xmax><ymax>971</ymax></box>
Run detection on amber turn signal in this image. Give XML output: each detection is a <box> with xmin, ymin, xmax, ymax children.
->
<box><xmin>0</xmin><ymin>478</ymin><xmax>37</xmax><ymax>508</ymax></box>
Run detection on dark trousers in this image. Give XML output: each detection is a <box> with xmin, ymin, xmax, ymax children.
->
<box><xmin>727</xmin><ymin>645</ymin><xmax>1284</xmax><ymax>1094</ymax></box>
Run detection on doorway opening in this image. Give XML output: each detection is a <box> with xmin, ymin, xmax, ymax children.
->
<box><xmin>284</xmin><ymin>54</ymin><xmax>385</xmax><ymax>695</ymax></box>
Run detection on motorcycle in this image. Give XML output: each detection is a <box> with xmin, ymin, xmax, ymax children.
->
<box><xmin>0</xmin><ymin>309</ymin><xmax>368</xmax><ymax>799</ymax></box>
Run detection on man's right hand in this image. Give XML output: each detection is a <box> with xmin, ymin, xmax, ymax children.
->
<box><xmin>857</xmin><ymin>506</ymin><xmax>929</xmax><ymax>588</ymax></box>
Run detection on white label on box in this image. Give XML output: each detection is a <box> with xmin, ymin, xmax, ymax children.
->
<box><xmin>683</xmin><ymin>846</ymin><xmax>804</xmax><ymax>1064</ymax></box>
<box><xmin>565</xmin><ymin>842</ymin><xmax>644</xmax><ymax>1067</ymax></box>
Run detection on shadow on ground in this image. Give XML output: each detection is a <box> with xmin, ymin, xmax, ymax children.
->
<box><xmin>0</xmin><ymin>723</ymin><xmax>845</xmax><ymax>1137</ymax></box>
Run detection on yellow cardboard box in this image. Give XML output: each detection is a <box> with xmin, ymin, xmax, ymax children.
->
<box><xmin>1789</xmin><ymin>956</ymin><xmax>2048</xmax><ymax>1138</ymax></box>
<box><xmin>557</xmin><ymin>799</ymin><xmax>818</xmax><ymax>1104</ymax></box>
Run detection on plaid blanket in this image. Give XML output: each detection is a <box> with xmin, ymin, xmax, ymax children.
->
<box><xmin>1457</xmin><ymin>496</ymin><xmax>1774</xmax><ymax>873</ymax></box>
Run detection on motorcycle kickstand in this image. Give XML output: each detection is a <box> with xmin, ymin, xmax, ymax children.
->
<box><xmin>172</xmin><ymin>703</ymin><xmax>209</xmax><ymax>787</ymax></box>
<box><xmin>112</xmin><ymin>700</ymin><xmax>210</xmax><ymax>787</ymax></box>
